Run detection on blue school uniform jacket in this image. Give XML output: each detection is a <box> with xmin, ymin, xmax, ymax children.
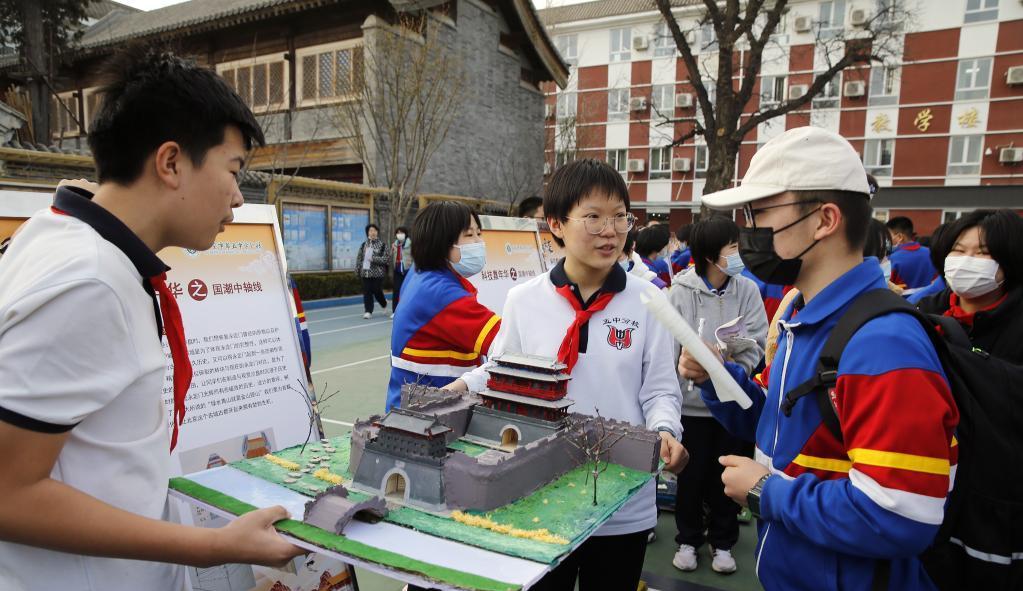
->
<box><xmin>700</xmin><ymin>260</ymin><xmax>958</xmax><ymax>591</ymax></box>
<box><xmin>890</xmin><ymin>242</ymin><xmax>937</xmax><ymax>290</ymax></box>
<box><xmin>386</xmin><ymin>267</ymin><xmax>500</xmax><ymax>411</ymax></box>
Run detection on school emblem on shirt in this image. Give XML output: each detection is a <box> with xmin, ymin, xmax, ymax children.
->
<box><xmin>606</xmin><ymin>325</ymin><xmax>635</xmax><ymax>350</ymax></box>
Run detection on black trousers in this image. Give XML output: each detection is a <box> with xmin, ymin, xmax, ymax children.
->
<box><xmin>392</xmin><ymin>269</ymin><xmax>407</xmax><ymax>312</ymax></box>
<box><xmin>361</xmin><ymin>276</ymin><xmax>387</xmax><ymax>313</ymax></box>
<box><xmin>530</xmin><ymin>530</ymin><xmax>648</xmax><ymax>591</ymax></box>
<box><xmin>674</xmin><ymin>415</ymin><xmax>743</xmax><ymax>550</ymax></box>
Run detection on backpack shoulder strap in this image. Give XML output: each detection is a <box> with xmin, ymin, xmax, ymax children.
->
<box><xmin>781</xmin><ymin>289</ymin><xmax>916</xmax><ymax>442</ymax></box>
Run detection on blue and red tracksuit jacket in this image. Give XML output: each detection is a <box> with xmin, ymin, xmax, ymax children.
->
<box><xmin>890</xmin><ymin>242</ymin><xmax>937</xmax><ymax>291</ymax></box>
<box><xmin>907</xmin><ymin>277</ymin><xmax>946</xmax><ymax>305</ymax></box>
<box><xmin>641</xmin><ymin>256</ymin><xmax>672</xmax><ymax>285</ymax></box>
<box><xmin>700</xmin><ymin>260</ymin><xmax>958</xmax><ymax>591</ymax></box>
<box><xmin>386</xmin><ymin>267</ymin><xmax>500</xmax><ymax>411</ymax></box>
<box><xmin>741</xmin><ymin>269</ymin><xmax>790</xmax><ymax>322</ymax></box>
<box><xmin>670</xmin><ymin>247</ymin><xmax>692</xmax><ymax>276</ymax></box>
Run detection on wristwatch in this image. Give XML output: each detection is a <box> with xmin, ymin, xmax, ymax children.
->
<box><xmin>746</xmin><ymin>474</ymin><xmax>772</xmax><ymax>519</ymax></box>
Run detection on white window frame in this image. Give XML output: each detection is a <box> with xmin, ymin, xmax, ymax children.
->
<box><xmin>761</xmin><ymin>75</ymin><xmax>786</xmax><ymax>106</ymax></box>
<box><xmin>964</xmin><ymin>0</ymin><xmax>998</xmax><ymax>23</ymax></box>
<box><xmin>943</xmin><ymin>209</ymin><xmax>969</xmax><ymax>224</ymax></box>
<box><xmin>52</xmin><ymin>90</ymin><xmax>81</xmax><ymax>138</ymax></box>
<box><xmin>864</xmin><ymin>138</ymin><xmax>895</xmax><ymax>177</ymax></box>
<box><xmin>955</xmin><ymin>57</ymin><xmax>993</xmax><ymax>101</ymax></box>
<box><xmin>694</xmin><ymin>144</ymin><xmax>709</xmax><ymax>178</ymax></box>
<box><xmin>700</xmin><ymin>22</ymin><xmax>718</xmax><ymax>52</ymax></box>
<box><xmin>555</xmin><ymin>151</ymin><xmax>575</xmax><ymax>169</ymax></box>
<box><xmin>649</xmin><ymin>146</ymin><xmax>672</xmax><ymax>179</ymax></box>
<box><xmin>869</xmin><ymin>65</ymin><xmax>899</xmax><ymax>106</ymax></box>
<box><xmin>556</xmin><ymin>34</ymin><xmax>578</xmax><ymax>66</ymax></box>
<box><xmin>813</xmin><ymin>72</ymin><xmax>842</xmax><ymax>109</ymax></box>
<box><xmin>296</xmin><ymin>39</ymin><xmax>363</xmax><ymax>107</ymax></box>
<box><xmin>650</xmin><ymin>84</ymin><xmax>674</xmax><ymax>114</ymax></box>
<box><xmin>653</xmin><ymin>22</ymin><xmax>676</xmax><ymax>58</ymax></box>
<box><xmin>607</xmin><ymin>149</ymin><xmax>628</xmax><ymax>174</ymax></box>
<box><xmin>556</xmin><ymin>91</ymin><xmax>577</xmax><ymax>121</ymax></box>
<box><xmin>818</xmin><ymin>0</ymin><xmax>846</xmax><ymax>36</ymax></box>
<box><xmin>874</xmin><ymin>0</ymin><xmax>905</xmax><ymax>30</ymax></box>
<box><xmin>608</xmin><ymin>88</ymin><xmax>630</xmax><ymax>121</ymax></box>
<box><xmin>217</xmin><ymin>53</ymin><xmax>291</xmax><ymax>114</ymax></box>
<box><xmin>873</xmin><ymin>209</ymin><xmax>890</xmax><ymax>223</ymax></box>
<box><xmin>609</xmin><ymin>28</ymin><xmax>632</xmax><ymax>62</ymax></box>
<box><xmin>82</xmin><ymin>86</ymin><xmax>103</xmax><ymax>133</ymax></box>
<box><xmin>947</xmin><ymin>135</ymin><xmax>984</xmax><ymax>176</ymax></box>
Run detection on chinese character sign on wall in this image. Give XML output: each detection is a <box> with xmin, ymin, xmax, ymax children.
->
<box><xmin>281</xmin><ymin>204</ymin><xmax>328</xmax><ymax>271</ymax></box>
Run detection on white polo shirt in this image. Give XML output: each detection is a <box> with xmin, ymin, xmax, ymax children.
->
<box><xmin>0</xmin><ymin>188</ymin><xmax>183</xmax><ymax>591</ymax></box>
<box><xmin>462</xmin><ymin>260</ymin><xmax>683</xmax><ymax>536</ymax></box>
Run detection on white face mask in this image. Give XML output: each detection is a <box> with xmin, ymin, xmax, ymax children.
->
<box><xmin>396</xmin><ymin>233</ymin><xmax>406</xmax><ymax>242</ymax></box>
<box><xmin>945</xmin><ymin>256</ymin><xmax>1003</xmax><ymax>299</ymax></box>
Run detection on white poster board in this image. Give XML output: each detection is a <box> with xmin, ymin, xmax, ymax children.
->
<box><xmin>469</xmin><ymin>215</ymin><xmax>548</xmax><ymax>316</ymax></box>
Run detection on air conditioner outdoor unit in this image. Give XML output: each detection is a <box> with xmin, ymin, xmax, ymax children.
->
<box><xmin>685</xmin><ymin>30</ymin><xmax>697</xmax><ymax>44</ymax></box>
<box><xmin>789</xmin><ymin>84</ymin><xmax>809</xmax><ymax>98</ymax></box>
<box><xmin>794</xmin><ymin>15</ymin><xmax>812</xmax><ymax>32</ymax></box>
<box><xmin>633</xmin><ymin>35</ymin><xmax>649</xmax><ymax>51</ymax></box>
<box><xmin>675</xmin><ymin>93</ymin><xmax>694</xmax><ymax>108</ymax></box>
<box><xmin>672</xmin><ymin>157</ymin><xmax>692</xmax><ymax>172</ymax></box>
<box><xmin>850</xmin><ymin>8</ymin><xmax>868</xmax><ymax>26</ymax></box>
<box><xmin>629</xmin><ymin>96</ymin><xmax>648</xmax><ymax>111</ymax></box>
<box><xmin>544</xmin><ymin>104</ymin><xmax>554</xmax><ymax>119</ymax></box>
<box><xmin>999</xmin><ymin>147</ymin><xmax>1023</xmax><ymax>164</ymax></box>
<box><xmin>1006</xmin><ymin>66</ymin><xmax>1023</xmax><ymax>86</ymax></box>
<box><xmin>627</xmin><ymin>158</ymin><xmax>646</xmax><ymax>172</ymax></box>
<box><xmin>843</xmin><ymin>80</ymin><xmax>866</xmax><ymax>97</ymax></box>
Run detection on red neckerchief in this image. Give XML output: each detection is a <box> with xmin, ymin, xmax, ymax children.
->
<box><xmin>944</xmin><ymin>291</ymin><xmax>1007</xmax><ymax>329</ymax></box>
<box><xmin>554</xmin><ymin>285</ymin><xmax>615</xmax><ymax>373</ymax></box>
<box><xmin>51</xmin><ymin>206</ymin><xmax>192</xmax><ymax>451</ymax></box>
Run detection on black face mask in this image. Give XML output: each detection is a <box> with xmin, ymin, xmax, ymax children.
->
<box><xmin>738</xmin><ymin>207</ymin><xmax>821</xmax><ymax>286</ymax></box>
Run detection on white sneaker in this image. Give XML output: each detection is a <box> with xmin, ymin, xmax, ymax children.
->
<box><xmin>672</xmin><ymin>544</ymin><xmax>697</xmax><ymax>572</ymax></box>
<box><xmin>711</xmin><ymin>547</ymin><xmax>737</xmax><ymax>574</ymax></box>
<box><xmin>646</xmin><ymin>530</ymin><xmax>656</xmax><ymax>544</ymax></box>
<box><xmin>363</xmin><ymin>312</ymin><xmax>372</xmax><ymax>319</ymax></box>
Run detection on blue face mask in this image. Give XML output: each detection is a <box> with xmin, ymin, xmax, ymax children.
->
<box><xmin>451</xmin><ymin>241</ymin><xmax>487</xmax><ymax>277</ymax></box>
<box><xmin>717</xmin><ymin>252</ymin><xmax>745</xmax><ymax>277</ymax></box>
<box><xmin>880</xmin><ymin>259</ymin><xmax>892</xmax><ymax>283</ymax></box>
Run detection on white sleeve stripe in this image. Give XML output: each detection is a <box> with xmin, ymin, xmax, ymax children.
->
<box><xmin>848</xmin><ymin>468</ymin><xmax>946</xmax><ymax>525</ymax></box>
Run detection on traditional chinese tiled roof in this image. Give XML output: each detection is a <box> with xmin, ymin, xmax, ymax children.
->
<box><xmin>378</xmin><ymin>407</ymin><xmax>453</xmax><ymax>437</ymax></box>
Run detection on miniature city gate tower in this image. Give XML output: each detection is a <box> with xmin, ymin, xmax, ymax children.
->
<box><xmin>482</xmin><ymin>353</ymin><xmax>573</xmax><ymax>425</ymax></box>
<box><xmin>372</xmin><ymin>407</ymin><xmax>453</xmax><ymax>461</ymax></box>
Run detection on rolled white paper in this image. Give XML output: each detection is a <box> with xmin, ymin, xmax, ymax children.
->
<box><xmin>640</xmin><ymin>285</ymin><xmax>753</xmax><ymax>409</ymax></box>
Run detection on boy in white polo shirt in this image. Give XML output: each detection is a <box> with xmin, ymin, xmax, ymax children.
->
<box><xmin>448</xmin><ymin>159</ymin><xmax>688</xmax><ymax>590</ymax></box>
<box><xmin>0</xmin><ymin>50</ymin><xmax>304</xmax><ymax>590</ymax></box>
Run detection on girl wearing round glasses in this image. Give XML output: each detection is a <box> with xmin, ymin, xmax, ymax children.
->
<box><xmin>385</xmin><ymin>201</ymin><xmax>501</xmax><ymax>412</ymax></box>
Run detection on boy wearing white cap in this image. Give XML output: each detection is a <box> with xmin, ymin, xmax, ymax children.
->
<box><xmin>679</xmin><ymin>127</ymin><xmax>957</xmax><ymax>590</ymax></box>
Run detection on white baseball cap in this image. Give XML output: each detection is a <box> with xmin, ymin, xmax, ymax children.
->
<box><xmin>701</xmin><ymin>126</ymin><xmax>871</xmax><ymax>210</ymax></box>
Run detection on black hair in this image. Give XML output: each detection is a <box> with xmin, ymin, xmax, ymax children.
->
<box><xmin>675</xmin><ymin>224</ymin><xmax>691</xmax><ymax>244</ymax></box>
<box><xmin>863</xmin><ymin>218</ymin><xmax>893</xmax><ymax>261</ymax></box>
<box><xmin>88</xmin><ymin>46</ymin><xmax>264</xmax><ymax>185</ymax></box>
<box><xmin>395</xmin><ymin>226</ymin><xmax>409</xmax><ymax>236</ymax></box>
<box><xmin>886</xmin><ymin>216</ymin><xmax>915</xmax><ymax>238</ymax></box>
<box><xmin>797</xmin><ymin>190</ymin><xmax>873</xmax><ymax>251</ymax></box>
<box><xmin>517</xmin><ymin>196</ymin><xmax>544</xmax><ymax>218</ymax></box>
<box><xmin>866</xmin><ymin>173</ymin><xmax>879</xmax><ymax>198</ymax></box>
<box><xmin>690</xmin><ymin>217</ymin><xmax>739</xmax><ymax>277</ymax></box>
<box><xmin>411</xmin><ymin>201</ymin><xmax>482</xmax><ymax>271</ymax></box>
<box><xmin>365</xmin><ymin>223</ymin><xmax>379</xmax><ymax>236</ymax></box>
<box><xmin>623</xmin><ymin>229</ymin><xmax>637</xmax><ymax>255</ymax></box>
<box><xmin>933</xmin><ymin>210</ymin><xmax>1023</xmax><ymax>288</ymax></box>
<box><xmin>543</xmin><ymin>159</ymin><xmax>630</xmax><ymax>247</ymax></box>
<box><xmin>928</xmin><ymin>222</ymin><xmax>951</xmax><ymax>271</ymax></box>
<box><xmin>635</xmin><ymin>224</ymin><xmax>670</xmax><ymax>259</ymax></box>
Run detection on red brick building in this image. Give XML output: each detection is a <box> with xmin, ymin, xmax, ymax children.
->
<box><xmin>539</xmin><ymin>0</ymin><xmax>1023</xmax><ymax>234</ymax></box>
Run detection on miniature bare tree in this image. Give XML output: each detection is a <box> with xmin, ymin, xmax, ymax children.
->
<box><xmin>333</xmin><ymin>10</ymin><xmax>467</xmax><ymax>228</ymax></box>
<box><xmin>288</xmin><ymin>379</ymin><xmax>341</xmax><ymax>454</ymax></box>
<box><xmin>652</xmin><ymin>0</ymin><xmax>913</xmax><ymax>198</ymax></box>
<box><xmin>564</xmin><ymin>409</ymin><xmax>629</xmax><ymax>506</ymax></box>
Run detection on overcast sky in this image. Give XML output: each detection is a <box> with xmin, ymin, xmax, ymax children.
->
<box><xmin>116</xmin><ymin>0</ymin><xmax>589</xmax><ymax>10</ymax></box>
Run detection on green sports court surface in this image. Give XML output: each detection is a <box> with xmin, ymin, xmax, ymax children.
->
<box><xmin>305</xmin><ymin>301</ymin><xmax>763</xmax><ymax>591</ymax></box>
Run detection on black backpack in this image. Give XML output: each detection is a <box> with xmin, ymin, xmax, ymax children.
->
<box><xmin>780</xmin><ymin>288</ymin><xmax>1023</xmax><ymax>591</ymax></box>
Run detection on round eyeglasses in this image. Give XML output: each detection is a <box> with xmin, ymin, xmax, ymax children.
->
<box><xmin>564</xmin><ymin>213</ymin><xmax>636</xmax><ymax>235</ymax></box>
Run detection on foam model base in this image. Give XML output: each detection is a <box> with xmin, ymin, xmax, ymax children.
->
<box><xmin>187</xmin><ymin>435</ymin><xmax>653</xmax><ymax>565</ymax></box>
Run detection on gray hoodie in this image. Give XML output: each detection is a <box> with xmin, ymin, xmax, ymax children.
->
<box><xmin>668</xmin><ymin>267</ymin><xmax>769</xmax><ymax>417</ymax></box>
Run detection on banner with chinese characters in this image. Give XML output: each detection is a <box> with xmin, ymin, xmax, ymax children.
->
<box><xmin>0</xmin><ymin>193</ymin><xmax>353</xmax><ymax>591</ymax></box>
<box><xmin>468</xmin><ymin>216</ymin><xmax>547</xmax><ymax>316</ymax></box>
